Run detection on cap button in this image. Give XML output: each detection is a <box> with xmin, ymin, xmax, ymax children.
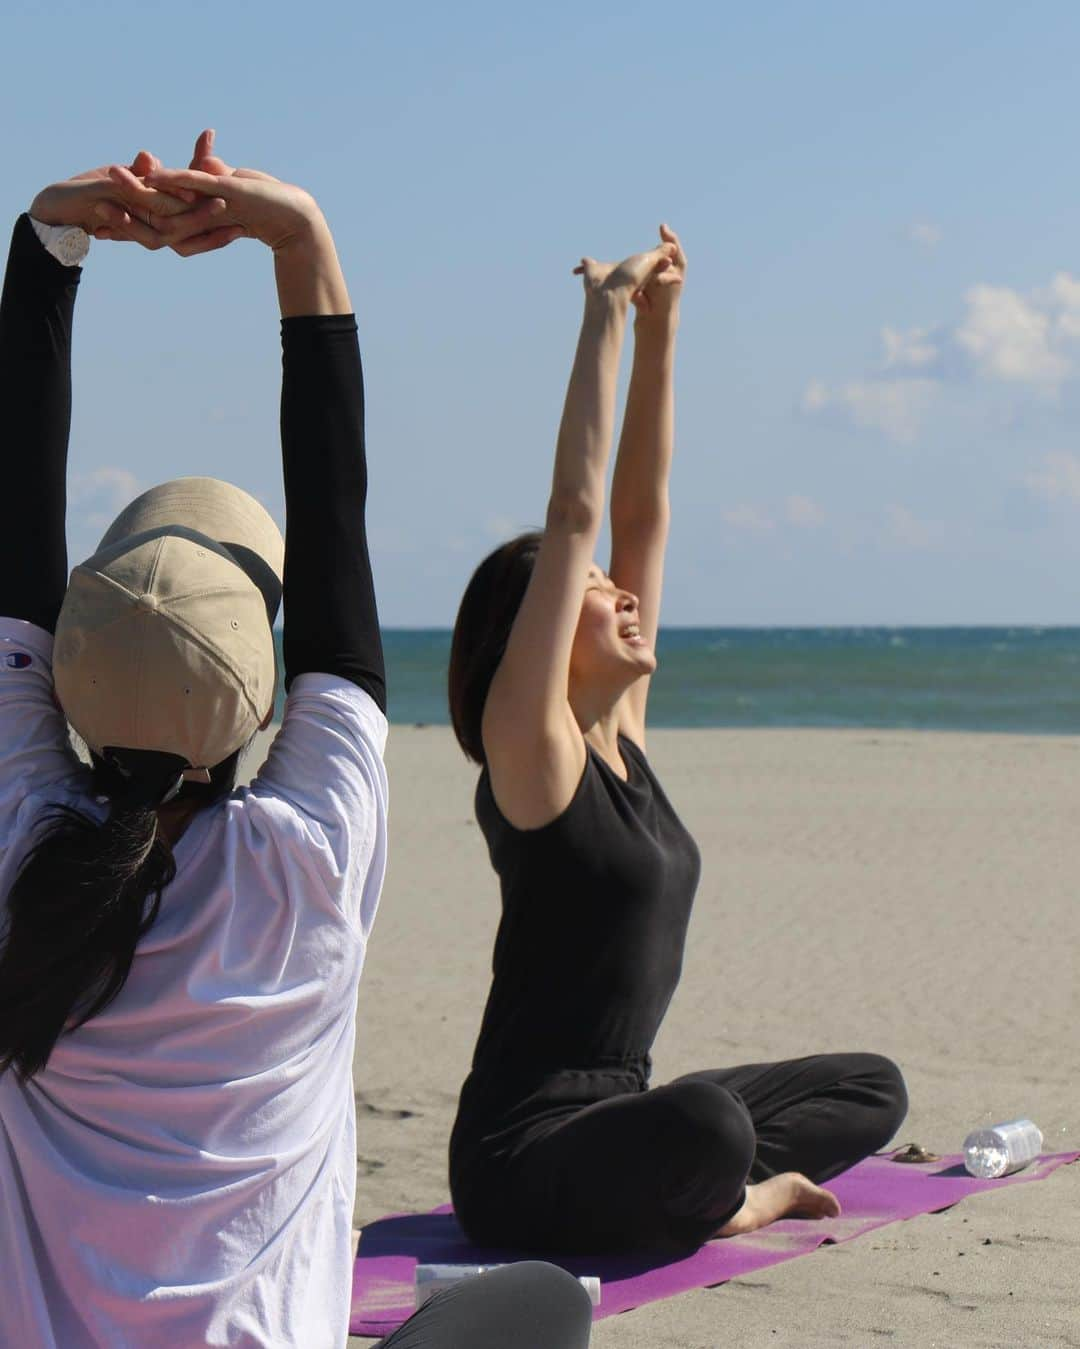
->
<box><xmin>137</xmin><ymin>593</ymin><xmax>159</xmax><ymax>612</ymax></box>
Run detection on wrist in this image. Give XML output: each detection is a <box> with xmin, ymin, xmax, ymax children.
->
<box><xmin>634</xmin><ymin>308</ymin><xmax>680</xmax><ymax>340</ymax></box>
<box><xmin>583</xmin><ymin>289</ymin><xmax>632</xmax><ymax>326</ymax></box>
<box><xmin>268</xmin><ymin>194</ymin><xmax>326</xmax><ymax>255</ymax></box>
<box><xmin>29</xmin><ymin>181</ymin><xmax>92</xmax><ymax>230</ymax></box>
<box><xmin>273</xmin><ymin>212</ymin><xmax>351</xmax><ymax>318</ymax></box>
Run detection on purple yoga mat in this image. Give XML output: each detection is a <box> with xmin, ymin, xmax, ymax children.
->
<box><xmin>349</xmin><ymin>1150</ymin><xmax>1078</xmax><ymax>1337</ymax></box>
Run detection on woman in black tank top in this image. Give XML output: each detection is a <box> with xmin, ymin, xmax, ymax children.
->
<box><xmin>447</xmin><ymin>230</ymin><xmax>907</xmax><ymax>1253</ymax></box>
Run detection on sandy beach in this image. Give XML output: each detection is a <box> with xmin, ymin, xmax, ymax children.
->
<box><xmin>250</xmin><ymin>723</ymin><xmax>1080</xmax><ymax>1348</ymax></box>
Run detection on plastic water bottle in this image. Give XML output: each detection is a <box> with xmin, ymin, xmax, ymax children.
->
<box><xmin>415</xmin><ymin>1263</ymin><xmax>601</xmax><ymax>1308</ymax></box>
<box><xmin>962</xmin><ymin>1118</ymin><xmax>1043</xmax><ymax>1178</ymax></box>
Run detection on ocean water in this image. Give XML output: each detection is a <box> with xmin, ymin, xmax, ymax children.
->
<box><xmin>274</xmin><ymin>628</ymin><xmax>1080</xmax><ymax>734</ymax></box>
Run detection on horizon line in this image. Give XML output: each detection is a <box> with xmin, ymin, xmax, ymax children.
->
<box><xmin>271</xmin><ymin>622</ymin><xmax>1080</xmax><ymax>633</ymax></box>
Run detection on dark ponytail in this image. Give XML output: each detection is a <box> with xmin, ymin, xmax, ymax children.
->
<box><xmin>0</xmin><ymin>747</ymin><xmax>241</xmax><ymax>1081</ymax></box>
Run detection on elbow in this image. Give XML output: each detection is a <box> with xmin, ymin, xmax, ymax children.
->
<box><xmin>546</xmin><ymin>491</ymin><xmax>603</xmax><ymax>538</ymax></box>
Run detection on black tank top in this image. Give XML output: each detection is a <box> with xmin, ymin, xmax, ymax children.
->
<box><xmin>463</xmin><ymin>735</ymin><xmax>701</xmax><ymax>1108</ymax></box>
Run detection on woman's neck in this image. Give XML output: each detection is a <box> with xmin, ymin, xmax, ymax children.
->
<box><xmin>572</xmin><ymin>699</ymin><xmax>626</xmax><ymax>777</ymax></box>
<box><xmin>155</xmin><ymin>799</ymin><xmax>203</xmax><ymax>848</ymax></box>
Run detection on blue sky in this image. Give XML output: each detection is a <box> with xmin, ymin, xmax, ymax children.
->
<box><xmin>7</xmin><ymin>1</ymin><xmax>1080</xmax><ymax>624</ymax></box>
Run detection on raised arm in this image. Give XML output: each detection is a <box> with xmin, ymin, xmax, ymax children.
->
<box><xmin>482</xmin><ymin>244</ymin><xmax>674</xmax><ymax>828</ymax></box>
<box><xmin>0</xmin><ymin>157</ymin><xmax>215</xmax><ymax>632</ymax></box>
<box><xmin>277</xmin><ymin>228</ymin><xmax>385</xmax><ymax>711</ymax></box>
<box><xmin>150</xmin><ymin>142</ymin><xmax>385</xmax><ymax>712</ymax></box>
<box><xmin>0</xmin><ymin>215</ymin><xmax>81</xmax><ymax>632</ymax></box>
<box><xmin>609</xmin><ymin>224</ymin><xmax>686</xmax><ymax>749</ymax></box>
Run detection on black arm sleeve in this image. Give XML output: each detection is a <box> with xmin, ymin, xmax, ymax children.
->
<box><xmin>279</xmin><ymin>314</ymin><xmax>386</xmax><ymax>714</ymax></box>
<box><xmin>0</xmin><ymin>215</ymin><xmax>81</xmax><ymax>632</ymax></box>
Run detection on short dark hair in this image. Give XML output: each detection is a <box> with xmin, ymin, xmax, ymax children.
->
<box><xmin>448</xmin><ymin>531</ymin><xmax>542</xmax><ymax>762</ymax></box>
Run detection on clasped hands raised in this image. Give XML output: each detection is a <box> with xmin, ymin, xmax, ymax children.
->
<box><xmin>31</xmin><ymin>126</ymin><xmax>685</xmax><ymax>312</ymax></box>
<box><xmin>30</xmin><ymin>129</ymin><xmax>322</xmax><ymax>259</ymax></box>
<box><xmin>575</xmin><ymin>223</ymin><xmax>686</xmax><ymax>321</ymax></box>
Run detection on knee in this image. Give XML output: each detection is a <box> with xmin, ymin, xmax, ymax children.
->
<box><xmin>487</xmin><ymin>1262</ymin><xmax>593</xmax><ymax>1343</ymax></box>
<box><xmin>655</xmin><ymin>1080</ymin><xmax>756</xmax><ymax>1174</ymax></box>
<box><xmin>648</xmin><ymin>1082</ymin><xmax>756</xmax><ymax>1240</ymax></box>
<box><xmin>854</xmin><ymin>1053</ymin><xmax>909</xmax><ymax>1142</ymax></box>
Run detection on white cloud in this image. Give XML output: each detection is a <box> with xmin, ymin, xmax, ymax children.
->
<box><xmin>885</xmin><ymin>504</ymin><xmax>943</xmax><ymax>550</ymax></box>
<box><xmin>484</xmin><ymin>514</ymin><xmax>532</xmax><ymax>541</ymax></box>
<box><xmin>1042</xmin><ymin>271</ymin><xmax>1080</xmax><ymax>341</ymax></box>
<box><xmin>69</xmin><ymin>467</ymin><xmax>141</xmax><ymax>529</ymax></box>
<box><xmin>801</xmin><ymin>380</ymin><xmax>831</xmax><ymax>415</ymax></box>
<box><xmin>881</xmin><ymin>325</ymin><xmax>940</xmax><ymax>372</ymax></box>
<box><xmin>785</xmin><ymin>495</ymin><xmax>825</xmax><ymax>527</ymax></box>
<box><xmin>801</xmin><ymin>377</ymin><xmax>936</xmax><ymax>443</ymax></box>
<box><xmin>908</xmin><ymin>222</ymin><xmax>942</xmax><ymax>249</ymax></box>
<box><xmin>804</xmin><ymin>266</ymin><xmax>1080</xmax><ymax>444</ymax></box>
<box><xmin>70</xmin><ymin>466</ymin><xmax>140</xmax><ymax>506</ymax></box>
<box><xmin>717</xmin><ymin>499</ymin><xmax>826</xmax><ymax>535</ymax></box>
<box><xmin>955</xmin><ymin>283</ymin><xmax>1069</xmax><ymax>387</ymax></box>
<box><xmin>1024</xmin><ymin>451</ymin><xmax>1080</xmax><ymax>504</ymax></box>
<box><xmin>721</xmin><ymin>503</ymin><xmax>774</xmax><ymax>533</ymax></box>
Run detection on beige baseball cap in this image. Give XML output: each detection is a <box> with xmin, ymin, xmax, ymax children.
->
<box><xmin>53</xmin><ymin>478</ymin><xmax>285</xmax><ymax>770</ymax></box>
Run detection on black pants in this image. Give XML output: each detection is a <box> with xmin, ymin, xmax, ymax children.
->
<box><xmin>455</xmin><ymin>1053</ymin><xmax>907</xmax><ymax>1253</ymax></box>
<box><xmin>374</xmin><ymin>1261</ymin><xmax>592</xmax><ymax>1348</ymax></box>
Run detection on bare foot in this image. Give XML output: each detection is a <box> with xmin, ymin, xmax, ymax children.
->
<box><xmin>714</xmin><ymin>1172</ymin><xmax>840</xmax><ymax>1237</ymax></box>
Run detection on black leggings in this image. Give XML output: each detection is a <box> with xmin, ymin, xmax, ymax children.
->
<box><xmin>374</xmin><ymin>1261</ymin><xmax>592</xmax><ymax>1348</ymax></box>
<box><xmin>456</xmin><ymin>1053</ymin><xmax>907</xmax><ymax>1253</ymax></box>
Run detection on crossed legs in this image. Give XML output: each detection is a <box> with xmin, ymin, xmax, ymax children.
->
<box><xmin>680</xmin><ymin>1053</ymin><xmax>908</xmax><ymax>1237</ymax></box>
<box><xmin>462</xmin><ymin>1052</ymin><xmax>907</xmax><ymax>1253</ymax></box>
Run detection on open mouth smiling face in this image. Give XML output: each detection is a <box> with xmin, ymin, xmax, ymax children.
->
<box><xmin>572</xmin><ymin>566</ymin><xmax>656</xmax><ymax>681</ymax></box>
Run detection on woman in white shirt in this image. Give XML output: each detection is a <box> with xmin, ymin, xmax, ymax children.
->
<box><xmin>0</xmin><ymin>134</ymin><xmax>592</xmax><ymax>1349</ymax></box>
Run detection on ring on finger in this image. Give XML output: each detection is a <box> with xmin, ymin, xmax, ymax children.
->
<box><xmin>145</xmin><ymin>210</ymin><xmax>153</xmax><ymax>229</ymax></box>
